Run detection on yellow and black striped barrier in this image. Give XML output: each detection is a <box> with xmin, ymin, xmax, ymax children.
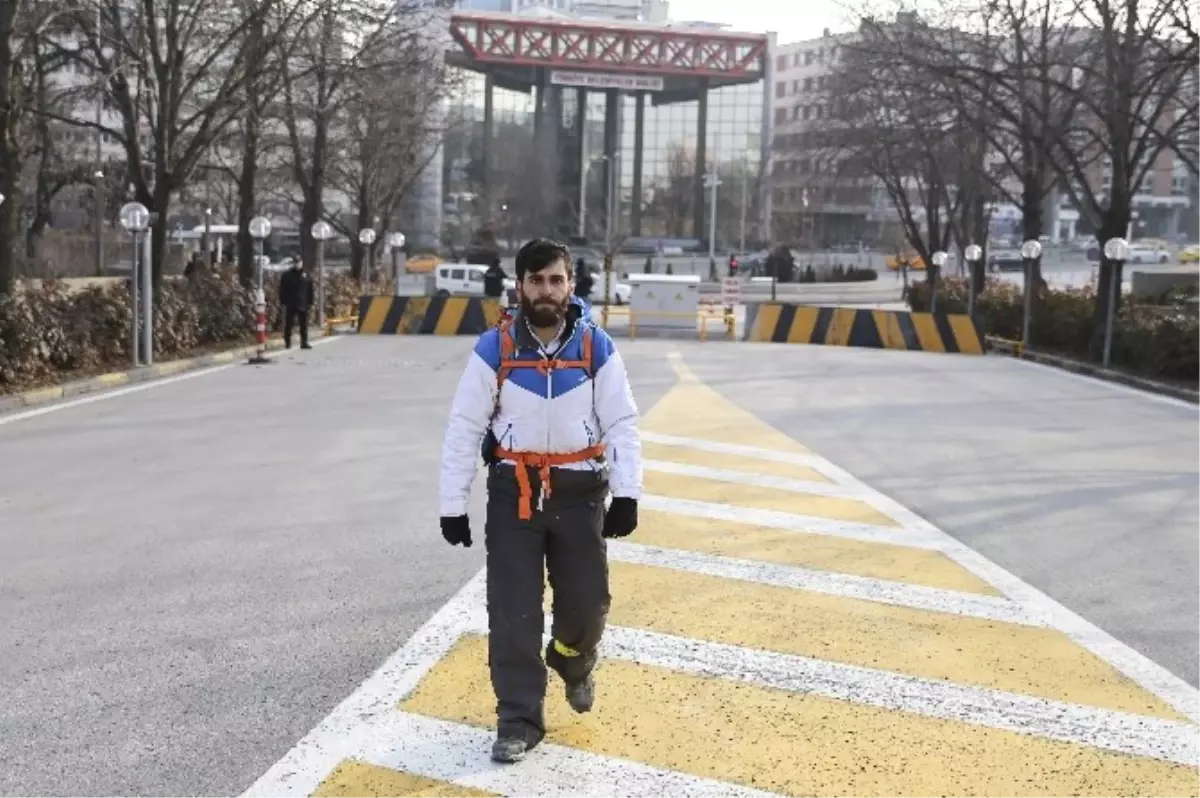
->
<box><xmin>744</xmin><ymin>303</ymin><xmax>984</xmax><ymax>354</ymax></box>
<box><xmin>357</xmin><ymin>295</ymin><xmax>503</xmax><ymax>335</ymax></box>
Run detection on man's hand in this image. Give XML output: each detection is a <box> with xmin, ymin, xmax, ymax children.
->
<box><xmin>602</xmin><ymin>497</ymin><xmax>638</xmax><ymax>538</ymax></box>
<box><xmin>440</xmin><ymin>515</ymin><xmax>472</xmax><ymax>547</ymax></box>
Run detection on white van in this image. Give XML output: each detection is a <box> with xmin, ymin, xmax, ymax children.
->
<box><xmin>434</xmin><ymin>264</ymin><xmax>515</xmax><ymax>297</ymax></box>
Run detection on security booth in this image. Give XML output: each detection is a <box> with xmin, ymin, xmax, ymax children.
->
<box><xmin>626</xmin><ymin>273</ymin><xmax>702</xmax><ymax>336</ymax></box>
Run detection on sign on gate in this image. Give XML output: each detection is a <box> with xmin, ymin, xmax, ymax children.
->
<box><xmin>721</xmin><ymin>277</ymin><xmax>741</xmax><ymax>306</ymax></box>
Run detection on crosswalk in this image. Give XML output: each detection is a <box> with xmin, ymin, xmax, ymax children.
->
<box><xmin>243</xmin><ymin>352</ymin><xmax>1200</xmax><ymax>797</ymax></box>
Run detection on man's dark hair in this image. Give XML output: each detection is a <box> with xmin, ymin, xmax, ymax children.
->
<box><xmin>515</xmin><ymin>238</ymin><xmax>571</xmax><ymax>282</ymax></box>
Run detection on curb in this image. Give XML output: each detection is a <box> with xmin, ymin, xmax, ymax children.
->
<box><xmin>985</xmin><ymin>337</ymin><xmax>1199</xmax><ymax>404</ymax></box>
<box><xmin>0</xmin><ymin>332</ymin><xmax>324</xmax><ymax>415</ymax></box>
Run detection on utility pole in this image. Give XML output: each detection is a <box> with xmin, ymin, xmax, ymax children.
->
<box><xmin>93</xmin><ymin>1</ymin><xmax>104</xmax><ymax>277</ymax></box>
<box><xmin>704</xmin><ymin>171</ymin><xmax>721</xmax><ymax>274</ymax></box>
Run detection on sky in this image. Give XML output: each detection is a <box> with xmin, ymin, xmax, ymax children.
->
<box><xmin>666</xmin><ymin>0</ymin><xmax>861</xmax><ymax>44</ymax></box>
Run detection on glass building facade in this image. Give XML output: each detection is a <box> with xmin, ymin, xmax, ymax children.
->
<box><xmin>439</xmin><ymin>65</ymin><xmax>769</xmax><ymax>254</ymax></box>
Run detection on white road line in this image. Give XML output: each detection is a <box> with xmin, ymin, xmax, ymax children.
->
<box><xmin>644</xmin><ymin>458</ymin><xmax>866</xmax><ymax>499</ymax></box>
<box><xmin>1007</xmin><ymin>356</ymin><xmax>1200</xmax><ymax>412</ymax></box>
<box><xmin>588</xmin><ymin>625</ymin><xmax>1200</xmax><ymax>768</ymax></box>
<box><xmin>607</xmin><ymin>541</ymin><xmax>1049</xmax><ymax>628</ymax></box>
<box><xmin>0</xmin><ymin>336</ymin><xmax>344</xmax><ymax>427</ymax></box>
<box><xmin>240</xmin><ymin>570</ymin><xmax>489</xmax><ymax>797</ymax></box>
<box><xmin>646</xmin><ymin>431</ymin><xmax>1200</xmax><ymax>725</ymax></box>
<box><xmin>641</xmin><ymin>494</ymin><xmax>947</xmax><ymax>550</ymax></box>
<box><xmin>641</xmin><ymin>431</ymin><xmax>828</xmax><ymax>468</ymax></box>
<box><xmin>359</xmin><ymin>712</ymin><xmax>784</xmax><ymax>798</ymax></box>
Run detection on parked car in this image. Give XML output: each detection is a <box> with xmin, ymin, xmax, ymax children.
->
<box><xmin>434</xmin><ymin>264</ymin><xmax>515</xmax><ymax>298</ymax></box>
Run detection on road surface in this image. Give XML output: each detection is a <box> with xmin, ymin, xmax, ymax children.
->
<box><xmin>1</xmin><ymin>334</ymin><xmax>1196</xmax><ymax>797</ymax></box>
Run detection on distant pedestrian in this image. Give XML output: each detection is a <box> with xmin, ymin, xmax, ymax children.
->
<box><xmin>279</xmin><ymin>256</ymin><xmax>314</xmax><ymax>349</ymax></box>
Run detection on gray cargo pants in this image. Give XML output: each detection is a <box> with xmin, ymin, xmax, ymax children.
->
<box><xmin>484</xmin><ymin>462</ymin><xmax>611</xmax><ymax>742</ymax></box>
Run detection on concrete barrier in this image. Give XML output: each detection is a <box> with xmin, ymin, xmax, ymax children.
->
<box><xmin>357</xmin><ymin>295</ymin><xmax>502</xmax><ymax>335</ymax></box>
<box><xmin>744</xmin><ymin>303</ymin><xmax>984</xmax><ymax>354</ymax></box>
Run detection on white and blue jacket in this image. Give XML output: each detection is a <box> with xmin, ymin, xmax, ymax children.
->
<box><xmin>438</xmin><ymin>296</ymin><xmax>642</xmax><ymax>517</ymax></box>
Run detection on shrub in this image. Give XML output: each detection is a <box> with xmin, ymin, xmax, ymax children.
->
<box><xmin>905</xmin><ymin>275</ymin><xmax>1199</xmax><ymax>384</ymax></box>
<box><xmin>0</xmin><ymin>268</ymin><xmax>377</xmax><ymax>394</ymax></box>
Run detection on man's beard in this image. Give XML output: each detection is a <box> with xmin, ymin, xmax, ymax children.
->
<box><xmin>521</xmin><ymin>294</ymin><xmax>567</xmax><ymax>328</ymax></box>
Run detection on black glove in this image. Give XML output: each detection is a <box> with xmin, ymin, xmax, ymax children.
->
<box><xmin>441</xmin><ymin>515</ymin><xmax>472</xmax><ymax>547</ymax></box>
<box><xmin>602</xmin><ymin>497</ymin><xmax>638</xmax><ymax>539</ymax></box>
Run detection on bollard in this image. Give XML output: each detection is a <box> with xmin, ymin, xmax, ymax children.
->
<box><xmin>248</xmin><ymin>289</ymin><xmax>273</xmax><ymax>365</ymax></box>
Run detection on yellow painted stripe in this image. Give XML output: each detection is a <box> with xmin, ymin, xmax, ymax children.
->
<box><xmin>643</xmin><ymin>470</ymin><xmax>901</xmax><ymax>527</ymax></box>
<box><xmin>642</xmin><ymin>441</ymin><xmax>830</xmax><ymax>483</ymax></box>
<box><xmin>482</xmin><ymin>299</ymin><xmax>502</xmax><ymax>327</ymax></box>
<box><xmin>607</xmin><ymin>561</ymin><xmax>1184</xmax><ymax>720</ymax></box>
<box><xmin>433</xmin><ymin>298</ymin><xmax>466</xmax><ymax>336</ymax></box>
<box><xmin>949</xmin><ymin>313</ymin><xmax>984</xmax><ymax>354</ymax></box>
<box><xmin>750</xmin><ymin>302</ymin><xmax>780</xmax><ymax>341</ymax></box>
<box><xmin>96</xmin><ymin>372</ymin><xmax>130</xmax><ymax>386</ymax></box>
<box><xmin>312</xmin><ymin>758</ymin><xmax>496</xmax><ymax>797</ymax></box>
<box><xmin>360</xmin><ymin>297</ymin><xmax>392</xmax><ymax>334</ymax></box>
<box><xmin>21</xmin><ymin>387</ymin><xmax>62</xmax><ymax>404</ymax></box>
<box><xmin>641</xmin><ymin>376</ymin><xmax>811</xmax><ymax>455</ymax></box>
<box><xmin>401</xmin><ymin>635</ymin><xmax>1200</xmax><ymax>797</ymax></box>
<box><xmin>871</xmin><ymin>309</ymin><xmax>909</xmax><ymax>350</ymax></box>
<box><xmin>634</xmin><ymin>508</ymin><xmax>1000</xmax><ymax>595</ymax></box>
<box><xmin>825</xmin><ymin>307</ymin><xmax>858</xmax><ymax>346</ymax></box>
<box><xmin>787</xmin><ymin>306</ymin><xmax>819</xmax><ymax>343</ymax></box>
<box><xmin>909</xmin><ymin>312</ymin><xmax>946</xmax><ymax>353</ymax></box>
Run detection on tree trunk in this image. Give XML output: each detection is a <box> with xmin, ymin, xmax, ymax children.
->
<box><xmin>150</xmin><ymin>173</ymin><xmax>172</xmax><ymax>292</ymax></box>
<box><xmin>1019</xmin><ymin>177</ymin><xmax>1046</xmax><ymax>289</ymax></box>
<box><xmin>0</xmin><ymin>0</ymin><xmax>17</xmax><ymax>296</ymax></box>
<box><xmin>236</xmin><ymin>159</ymin><xmax>257</xmax><ymax>286</ymax></box>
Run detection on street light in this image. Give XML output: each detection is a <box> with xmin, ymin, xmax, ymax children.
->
<box><xmin>388</xmin><ymin>232</ymin><xmax>407</xmax><ymax>294</ymax></box>
<box><xmin>704</xmin><ymin>171</ymin><xmax>722</xmax><ymax>282</ymax></box>
<box><xmin>930</xmin><ymin>250</ymin><xmax>948</xmax><ymax>314</ymax></box>
<box><xmin>1019</xmin><ymin>238</ymin><xmax>1042</xmax><ymax>350</ymax></box>
<box><xmin>311</xmin><ymin>220</ymin><xmax>333</xmax><ymax>328</ymax></box>
<box><xmin>119</xmin><ymin>201</ymin><xmax>150</xmax><ymax>369</ymax></box>
<box><xmin>1101</xmin><ymin>236</ymin><xmax>1129</xmax><ymax>369</ymax></box>
<box><xmin>964</xmin><ymin>244</ymin><xmax>983</xmax><ymax>320</ymax></box>
<box><xmin>248</xmin><ymin>215</ymin><xmax>271</xmax><ymax>293</ymax></box>
<box><xmin>359</xmin><ymin>226</ymin><xmax>377</xmax><ymax>289</ymax></box>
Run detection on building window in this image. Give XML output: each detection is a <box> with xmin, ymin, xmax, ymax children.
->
<box><xmin>775</xmin><ymin>81</ymin><xmax>786</xmax><ymax>98</ymax></box>
<box><xmin>776</xmin><ymin>55</ymin><xmax>787</xmax><ymax>71</ymax></box>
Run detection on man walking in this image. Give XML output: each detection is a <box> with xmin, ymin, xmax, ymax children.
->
<box><xmin>279</xmin><ymin>256</ymin><xmax>314</xmax><ymax>349</ymax></box>
<box><xmin>438</xmin><ymin>237</ymin><xmax>642</xmax><ymax>764</ymax></box>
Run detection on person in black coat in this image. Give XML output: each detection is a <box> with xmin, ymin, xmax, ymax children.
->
<box><xmin>279</xmin><ymin>257</ymin><xmax>315</xmax><ymax>349</ymax></box>
<box><xmin>483</xmin><ymin>258</ymin><xmax>507</xmax><ymax>299</ymax></box>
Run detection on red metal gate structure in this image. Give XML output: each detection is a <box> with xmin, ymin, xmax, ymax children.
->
<box><xmin>444</xmin><ymin>11</ymin><xmax>771</xmax><ymax>244</ymax></box>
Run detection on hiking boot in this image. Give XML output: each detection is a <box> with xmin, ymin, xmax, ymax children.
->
<box><xmin>565</xmin><ymin>674</ymin><xmax>594</xmax><ymax>713</ymax></box>
<box><xmin>491</xmin><ymin>735</ymin><xmax>530</xmax><ymax>763</ymax></box>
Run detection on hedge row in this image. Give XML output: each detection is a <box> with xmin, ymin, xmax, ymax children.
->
<box><xmin>0</xmin><ymin>268</ymin><xmax>371</xmax><ymax>394</ymax></box>
<box><xmin>906</xmin><ymin>275</ymin><xmax>1199</xmax><ymax>385</ymax></box>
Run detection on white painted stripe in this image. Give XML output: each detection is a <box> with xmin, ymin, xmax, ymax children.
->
<box><xmin>607</xmin><ymin>541</ymin><xmax>1049</xmax><ymax>628</ymax></box>
<box><xmin>641</xmin><ymin>431</ymin><xmax>827</xmax><ymax>468</ymax></box>
<box><xmin>451</xmin><ymin>612</ymin><xmax>1200</xmax><ymax>767</ymax></box>
<box><xmin>643</xmin><ymin>427</ymin><xmax>1200</xmax><ymax>725</ymax></box>
<box><xmin>240</xmin><ymin>569</ymin><xmax>489</xmax><ymax>797</ymax></box>
<box><xmin>1007</xmin><ymin>356</ymin><xmax>1200</xmax><ymax>412</ymax></box>
<box><xmin>359</xmin><ymin>711</ymin><xmax>784</xmax><ymax>798</ymax></box>
<box><xmin>590</xmin><ymin>625</ymin><xmax>1200</xmax><ymax>768</ymax></box>
<box><xmin>0</xmin><ymin>336</ymin><xmax>344</xmax><ymax>427</ymax></box>
<box><xmin>641</xmin><ymin>493</ymin><xmax>945</xmax><ymax>550</ymax></box>
<box><xmin>644</xmin><ymin>458</ymin><xmax>866</xmax><ymax>499</ymax></box>
<box><xmin>771</xmin><ymin>449</ymin><xmax>1200</xmax><ymax>726</ymax></box>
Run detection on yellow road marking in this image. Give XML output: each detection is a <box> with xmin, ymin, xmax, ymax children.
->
<box><xmin>643</xmin><ymin>470</ymin><xmax>900</xmax><ymax>527</ymax></box>
<box><xmin>641</xmin><ymin>369</ymin><xmax>810</xmax><ymax>455</ymax></box>
<box><xmin>607</xmin><ymin>561</ymin><xmax>1185</xmax><ymax>720</ymax></box>
<box><xmin>400</xmin><ymin>635</ymin><xmax>1200</xmax><ymax>797</ymax></box>
<box><xmin>633</xmin><ymin>508</ymin><xmax>1000</xmax><ymax>595</ymax></box>
<box><xmin>312</xmin><ymin>758</ymin><xmax>495</xmax><ymax>797</ymax></box>
<box><xmin>642</xmin><ymin>441</ymin><xmax>831</xmax><ymax>483</ymax></box>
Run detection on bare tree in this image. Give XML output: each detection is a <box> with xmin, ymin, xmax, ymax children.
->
<box><xmin>322</xmin><ymin>30</ymin><xmax>455</xmax><ymax>277</ymax></box>
<box><xmin>43</xmin><ymin>0</ymin><xmax>304</xmax><ymax>290</ymax></box>
<box><xmin>276</xmin><ymin>0</ymin><xmax>450</xmax><ymax>273</ymax></box>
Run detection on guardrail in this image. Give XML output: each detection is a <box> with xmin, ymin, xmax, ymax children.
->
<box><xmin>622</xmin><ymin>301</ymin><xmax>737</xmax><ymax>342</ymax></box>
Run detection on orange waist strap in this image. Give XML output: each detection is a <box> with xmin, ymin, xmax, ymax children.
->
<box><xmin>494</xmin><ymin>444</ymin><xmax>606</xmax><ymax>520</ymax></box>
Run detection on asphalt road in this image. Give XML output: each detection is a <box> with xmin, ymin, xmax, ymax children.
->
<box><xmin>1</xmin><ymin>334</ymin><xmax>1196</xmax><ymax>796</ymax></box>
